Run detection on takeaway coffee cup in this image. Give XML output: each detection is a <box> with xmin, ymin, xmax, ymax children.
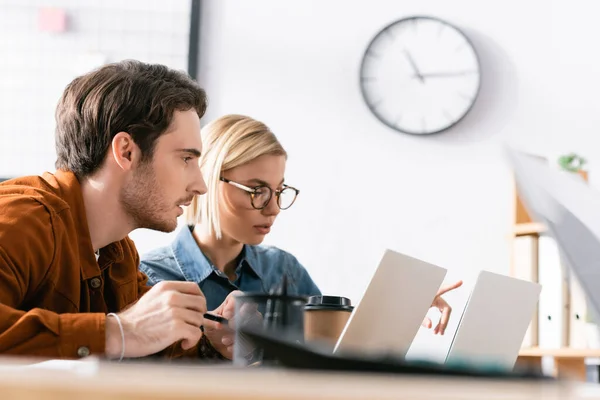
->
<box><xmin>304</xmin><ymin>295</ymin><xmax>354</xmax><ymax>345</ymax></box>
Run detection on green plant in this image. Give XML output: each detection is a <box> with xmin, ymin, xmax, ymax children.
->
<box><xmin>558</xmin><ymin>153</ymin><xmax>587</xmax><ymax>172</ymax></box>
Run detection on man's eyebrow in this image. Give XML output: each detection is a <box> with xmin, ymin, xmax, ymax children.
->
<box><xmin>176</xmin><ymin>148</ymin><xmax>202</xmax><ymax>157</ymax></box>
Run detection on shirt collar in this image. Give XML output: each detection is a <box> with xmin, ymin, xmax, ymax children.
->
<box><xmin>240</xmin><ymin>244</ymin><xmax>265</xmax><ymax>280</ymax></box>
<box><xmin>46</xmin><ymin>170</ymin><xmax>124</xmax><ymax>279</ymax></box>
<box><xmin>171</xmin><ymin>226</ymin><xmax>265</xmax><ymax>282</ymax></box>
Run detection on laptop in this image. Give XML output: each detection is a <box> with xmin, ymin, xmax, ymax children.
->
<box><xmin>333</xmin><ymin>249</ymin><xmax>447</xmax><ymax>357</ymax></box>
<box><xmin>444</xmin><ymin>270</ymin><xmax>542</xmax><ymax>370</ymax></box>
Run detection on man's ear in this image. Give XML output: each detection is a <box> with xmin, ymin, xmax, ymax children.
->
<box><xmin>111</xmin><ymin>132</ymin><xmax>141</xmax><ymax>171</ymax></box>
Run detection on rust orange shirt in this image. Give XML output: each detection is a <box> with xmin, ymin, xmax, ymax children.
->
<box><xmin>0</xmin><ymin>170</ymin><xmax>208</xmax><ymax>359</ymax></box>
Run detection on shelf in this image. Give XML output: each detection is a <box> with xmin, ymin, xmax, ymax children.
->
<box><xmin>519</xmin><ymin>347</ymin><xmax>600</xmax><ymax>358</ymax></box>
<box><xmin>512</xmin><ymin>223</ymin><xmax>546</xmax><ymax>237</ymax></box>
<box><xmin>510</xmin><ymin>169</ymin><xmax>594</xmax><ymax>382</ymax></box>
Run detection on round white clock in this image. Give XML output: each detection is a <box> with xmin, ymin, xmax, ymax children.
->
<box><xmin>359</xmin><ymin>16</ymin><xmax>481</xmax><ymax>135</ymax></box>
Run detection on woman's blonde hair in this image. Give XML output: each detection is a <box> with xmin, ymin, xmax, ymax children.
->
<box><xmin>187</xmin><ymin>114</ymin><xmax>287</xmax><ymax>239</ymax></box>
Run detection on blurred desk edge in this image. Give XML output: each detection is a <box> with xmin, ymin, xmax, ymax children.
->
<box><xmin>0</xmin><ymin>356</ymin><xmax>587</xmax><ymax>400</ymax></box>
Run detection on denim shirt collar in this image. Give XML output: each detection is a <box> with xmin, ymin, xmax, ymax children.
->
<box><xmin>170</xmin><ymin>226</ymin><xmax>264</xmax><ymax>283</ymax></box>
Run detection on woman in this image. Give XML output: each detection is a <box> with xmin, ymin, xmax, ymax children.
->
<box><xmin>140</xmin><ymin>115</ymin><xmax>460</xmax><ymax>335</ymax></box>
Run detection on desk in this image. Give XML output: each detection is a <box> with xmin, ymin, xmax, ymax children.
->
<box><xmin>0</xmin><ymin>357</ymin><xmax>592</xmax><ymax>400</ymax></box>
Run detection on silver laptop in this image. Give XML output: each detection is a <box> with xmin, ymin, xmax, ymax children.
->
<box><xmin>444</xmin><ymin>270</ymin><xmax>541</xmax><ymax>370</ymax></box>
<box><xmin>333</xmin><ymin>249</ymin><xmax>447</xmax><ymax>357</ymax></box>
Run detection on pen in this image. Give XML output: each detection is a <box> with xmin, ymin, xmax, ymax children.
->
<box><xmin>203</xmin><ymin>313</ymin><xmax>229</xmax><ymax>326</ymax></box>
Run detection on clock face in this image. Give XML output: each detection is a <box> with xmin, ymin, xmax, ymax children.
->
<box><xmin>359</xmin><ymin>16</ymin><xmax>481</xmax><ymax>135</ymax></box>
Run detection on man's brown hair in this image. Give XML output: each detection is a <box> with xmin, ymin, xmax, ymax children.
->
<box><xmin>55</xmin><ymin>60</ymin><xmax>208</xmax><ymax>178</ymax></box>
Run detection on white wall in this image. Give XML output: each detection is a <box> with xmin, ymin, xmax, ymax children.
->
<box><xmin>196</xmin><ymin>0</ymin><xmax>600</xmax><ymax>360</ymax></box>
<box><xmin>0</xmin><ymin>0</ymin><xmax>191</xmax><ymax>178</ymax></box>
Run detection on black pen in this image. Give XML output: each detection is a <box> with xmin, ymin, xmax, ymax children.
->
<box><xmin>200</xmin><ymin>313</ymin><xmax>229</xmax><ymax>333</ymax></box>
<box><xmin>203</xmin><ymin>313</ymin><xmax>229</xmax><ymax>326</ymax></box>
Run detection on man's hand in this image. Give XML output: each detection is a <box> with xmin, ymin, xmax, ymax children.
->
<box><xmin>202</xmin><ymin>290</ymin><xmax>242</xmax><ymax>359</ymax></box>
<box><xmin>105</xmin><ymin>281</ymin><xmax>207</xmax><ymax>359</ymax></box>
<box><xmin>421</xmin><ymin>280</ymin><xmax>463</xmax><ymax>335</ymax></box>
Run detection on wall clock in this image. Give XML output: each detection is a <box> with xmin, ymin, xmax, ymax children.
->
<box><xmin>359</xmin><ymin>16</ymin><xmax>481</xmax><ymax>135</ymax></box>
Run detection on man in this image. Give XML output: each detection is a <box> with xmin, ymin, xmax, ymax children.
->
<box><xmin>0</xmin><ymin>60</ymin><xmax>235</xmax><ymax>360</ymax></box>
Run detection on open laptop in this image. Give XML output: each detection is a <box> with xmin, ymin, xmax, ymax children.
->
<box><xmin>333</xmin><ymin>249</ymin><xmax>447</xmax><ymax>357</ymax></box>
<box><xmin>444</xmin><ymin>270</ymin><xmax>541</xmax><ymax>370</ymax></box>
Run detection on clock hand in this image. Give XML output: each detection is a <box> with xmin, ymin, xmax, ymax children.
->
<box><xmin>419</xmin><ymin>71</ymin><xmax>477</xmax><ymax>78</ymax></box>
<box><xmin>403</xmin><ymin>50</ymin><xmax>424</xmax><ymax>83</ymax></box>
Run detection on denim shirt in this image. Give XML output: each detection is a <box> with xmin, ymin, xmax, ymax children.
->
<box><xmin>139</xmin><ymin>226</ymin><xmax>321</xmax><ymax>310</ymax></box>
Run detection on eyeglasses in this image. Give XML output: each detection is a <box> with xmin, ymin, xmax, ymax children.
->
<box><xmin>220</xmin><ymin>177</ymin><xmax>299</xmax><ymax>210</ymax></box>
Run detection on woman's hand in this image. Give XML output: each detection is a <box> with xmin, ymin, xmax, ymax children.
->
<box><xmin>421</xmin><ymin>280</ymin><xmax>463</xmax><ymax>335</ymax></box>
<box><xmin>202</xmin><ymin>290</ymin><xmax>242</xmax><ymax>359</ymax></box>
